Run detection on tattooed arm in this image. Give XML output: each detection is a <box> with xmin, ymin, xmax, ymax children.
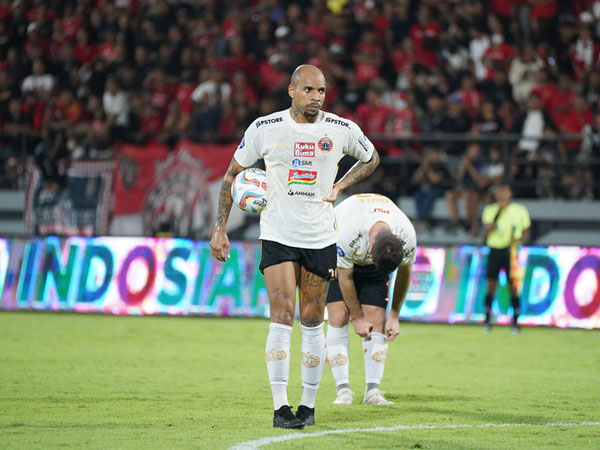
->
<box><xmin>209</xmin><ymin>158</ymin><xmax>246</xmax><ymax>262</ymax></box>
<box><xmin>323</xmin><ymin>149</ymin><xmax>380</xmax><ymax>203</ymax></box>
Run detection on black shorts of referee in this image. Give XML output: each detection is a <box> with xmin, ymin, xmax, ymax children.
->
<box><xmin>486</xmin><ymin>247</ymin><xmax>511</xmax><ymax>280</ymax></box>
<box><xmin>326</xmin><ymin>264</ymin><xmax>390</xmax><ymax>309</ymax></box>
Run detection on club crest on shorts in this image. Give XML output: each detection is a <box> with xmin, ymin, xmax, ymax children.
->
<box><xmin>302</xmin><ymin>351</ymin><xmax>321</xmax><ymax>368</ymax></box>
<box><xmin>318</xmin><ymin>136</ymin><xmax>333</xmax><ymax>152</ymax></box>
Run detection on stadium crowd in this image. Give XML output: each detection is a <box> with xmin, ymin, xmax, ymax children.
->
<box><xmin>1</xmin><ymin>0</ymin><xmax>600</xmax><ymax>212</ymax></box>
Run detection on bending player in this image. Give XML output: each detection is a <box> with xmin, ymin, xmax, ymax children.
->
<box><xmin>326</xmin><ymin>193</ymin><xmax>416</xmax><ymax>405</ymax></box>
<box><xmin>210</xmin><ymin>65</ymin><xmax>379</xmax><ymax>428</ymax></box>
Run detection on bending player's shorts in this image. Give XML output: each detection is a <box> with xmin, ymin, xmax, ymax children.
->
<box><xmin>326</xmin><ymin>264</ymin><xmax>389</xmax><ymax>309</ymax></box>
<box><xmin>486</xmin><ymin>247</ymin><xmax>511</xmax><ymax>280</ymax></box>
<box><xmin>259</xmin><ymin>239</ymin><xmax>337</xmax><ymax>280</ymax></box>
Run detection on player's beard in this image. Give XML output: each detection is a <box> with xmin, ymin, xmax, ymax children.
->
<box><xmin>303</xmin><ymin>103</ymin><xmax>320</xmax><ymax>118</ymax></box>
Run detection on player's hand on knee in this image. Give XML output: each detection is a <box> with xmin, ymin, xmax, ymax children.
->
<box><xmin>352</xmin><ymin>316</ymin><xmax>373</xmax><ymax>340</ymax></box>
<box><xmin>210</xmin><ymin>229</ymin><xmax>230</xmax><ymax>262</ymax></box>
<box><xmin>384</xmin><ymin>317</ymin><xmax>400</xmax><ymax>341</ymax></box>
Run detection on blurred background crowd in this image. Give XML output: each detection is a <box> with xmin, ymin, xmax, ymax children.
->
<box><xmin>1</xmin><ymin>0</ymin><xmax>600</xmax><ymax>224</ymax></box>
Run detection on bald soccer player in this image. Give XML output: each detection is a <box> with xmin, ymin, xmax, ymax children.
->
<box><xmin>210</xmin><ymin>65</ymin><xmax>380</xmax><ymax>428</ymax></box>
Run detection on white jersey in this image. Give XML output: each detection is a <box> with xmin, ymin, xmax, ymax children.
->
<box><xmin>233</xmin><ymin>109</ymin><xmax>374</xmax><ymax>248</ymax></box>
<box><xmin>335</xmin><ymin>194</ymin><xmax>417</xmax><ymax>269</ymax></box>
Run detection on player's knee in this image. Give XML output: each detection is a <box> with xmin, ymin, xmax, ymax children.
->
<box><xmin>301</xmin><ymin>316</ymin><xmax>323</xmax><ymax>327</ymax></box>
<box><xmin>327</xmin><ymin>305</ymin><xmax>349</xmax><ymax>327</ymax></box>
<box><xmin>271</xmin><ymin>311</ymin><xmax>294</xmax><ymax>326</ymax></box>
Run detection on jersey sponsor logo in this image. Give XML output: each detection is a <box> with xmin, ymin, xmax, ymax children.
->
<box><xmin>372</xmin><ymin>208</ymin><xmax>389</xmax><ymax>214</ymax></box>
<box><xmin>336</xmin><ymin>246</ymin><xmax>345</xmax><ymax>257</ymax></box>
<box><xmin>288</xmin><ymin>189</ymin><xmax>315</xmax><ymax>198</ymax></box>
<box><xmin>325</xmin><ymin>117</ymin><xmax>350</xmax><ymax>128</ymax></box>
<box><xmin>237</xmin><ymin>137</ymin><xmax>245</xmax><ymax>149</ymax></box>
<box><xmin>288</xmin><ymin>169</ymin><xmax>317</xmax><ymax>186</ymax></box>
<box><xmin>292</xmin><ymin>158</ymin><xmax>313</xmax><ymax>167</ymax></box>
<box><xmin>349</xmin><ymin>233</ymin><xmax>362</xmax><ymax>249</ymax></box>
<box><xmin>358</xmin><ymin>134</ymin><xmax>370</xmax><ymax>152</ymax></box>
<box><xmin>255</xmin><ymin>117</ymin><xmax>283</xmax><ymax>128</ymax></box>
<box><xmin>317</xmin><ymin>136</ymin><xmax>333</xmax><ymax>152</ymax></box>
<box><xmin>293</xmin><ymin>142</ymin><xmax>316</xmax><ymax>157</ymax></box>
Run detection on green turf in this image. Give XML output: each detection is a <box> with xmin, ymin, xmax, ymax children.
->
<box><xmin>1</xmin><ymin>312</ymin><xmax>598</xmax><ymax>449</ymax></box>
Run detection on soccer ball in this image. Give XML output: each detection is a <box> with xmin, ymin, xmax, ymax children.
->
<box><xmin>231</xmin><ymin>168</ymin><xmax>267</xmax><ymax>213</ymax></box>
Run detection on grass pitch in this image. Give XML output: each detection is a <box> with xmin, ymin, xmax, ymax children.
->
<box><xmin>1</xmin><ymin>312</ymin><xmax>599</xmax><ymax>449</ymax></box>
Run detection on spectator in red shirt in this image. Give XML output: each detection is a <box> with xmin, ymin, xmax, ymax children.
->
<box><xmin>145</xmin><ymin>69</ymin><xmax>174</xmax><ymax>114</ymax></box>
<box><xmin>546</xmin><ymin>73</ymin><xmax>576</xmax><ymax>125</ymax></box>
<box><xmin>56</xmin><ymin>88</ymin><xmax>86</xmax><ymax>124</ymax></box>
<box><xmin>561</xmin><ymin>95</ymin><xmax>593</xmax><ymax>151</ymax></box>
<box><xmin>410</xmin><ymin>5</ymin><xmax>441</xmax><ymax>68</ymax></box>
<box><xmin>483</xmin><ymin>33</ymin><xmax>515</xmax><ymax>80</ymax></box>
<box><xmin>387</xmin><ymin>91</ymin><xmax>417</xmax><ymax>138</ymax></box>
<box><xmin>174</xmin><ymin>71</ymin><xmax>196</xmax><ymax>115</ymax></box>
<box><xmin>305</xmin><ymin>7</ymin><xmax>329</xmax><ymax>45</ymax></box>
<box><xmin>393</xmin><ymin>37</ymin><xmax>417</xmax><ymax>74</ymax></box>
<box><xmin>217</xmin><ymin>36</ymin><xmax>256</xmax><ymax>79</ymax></box>
<box><xmin>530</xmin><ymin>0</ymin><xmax>558</xmax><ymax>40</ymax></box>
<box><xmin>456</xmin><ymin>74</ymin><xmax>483</xmax><ymax>118</ymax></box>
<box><xmin>356</xmin><ymin>87</ymin><xmax>390</xmax><ymax>151</ymax></box>
<box><xmin>97</xmin><ymin>29</ymin><xmax>118</xmax><ymax>64</ymax></box>
<box><xmin>356</xmin><ymin>87</ymin><xmax>389</xmax><ymax>135</ymax></box>
<box><xmin>139</xmin><ymin>99</ymin><xmax>164</xmax><ymax>144</ymax></box>
<box><xmin>73</xmin><ymin>28</ymin><xmax>97</xmax><ymax>66</ymax></box>
<box><xmin>353</xmin><ymin>29</ymin><xmax>385</xmax><ymax>84</ymax></box>
<box><xmin>531</xmin><ymin>69</ymin><xmax>557</xmax><ymax>111</ymax></box>
<box><xmin>229</xmin><ymin>70</ymin><xmax>258</xmax><ymax>109</ymax></box>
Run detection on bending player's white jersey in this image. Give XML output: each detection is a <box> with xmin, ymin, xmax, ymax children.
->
<box><xmin>233</xmin><ymin>109</ymin><xmax>375</xmax><ymax>248</ymax></box>
<box><xmin>335</xmin><ymin>194</ymin><xmax>417</xmax><ymax>269</ymax></box>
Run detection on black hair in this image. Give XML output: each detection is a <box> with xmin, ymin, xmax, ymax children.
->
<box><xmin>372</xmin><ymin>231</ymin><xmax>404</xmax><ymax>275</ymax></box>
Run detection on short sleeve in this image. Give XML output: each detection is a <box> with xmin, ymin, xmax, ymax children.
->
<box><xmin>233</xmin><ymin>122</ymin><xmax>262</xmax><ymax>168</ymax></box>
<box><xmin>344</xmin><ymin>120</ymin><xmax>374</xmax><ymax>163</ymax></box>
<box><xmin>520</xmin><ymin>205</ymin><xmax>531</xmax><ymax>229</ymax></box>
<box><xmin>336</xmin><ymin>246</ymin><xmax>354</xmax><ymax>269</ymax></box>
<box><xmin>400</xmin><ymin>227</ymin><xmax>417</xmax><ymax>266</ymax></box>
<box><xmin>482</xmin><ymin>204</ymin><xmax>496</xmax><ymax>225</ymax></box>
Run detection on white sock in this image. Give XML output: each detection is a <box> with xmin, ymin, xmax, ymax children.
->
<box><xmin>300</xmin><ymin>322</ymin><xmax>325</xmax><ymax>408</ymax></box>
<box><xmin>326</xmin><ymin>324</ymin><xmax>350</xmax><ymax>388</ymax></box>
<box><xmin>266</xmin><ymin>322</ymin><xmax>292</xmax><ymax>410</ymax></box>
<box><xmin>363</xmin><ymin>332</ymin><xmax>387</xmax><ymax>388</ymax></box>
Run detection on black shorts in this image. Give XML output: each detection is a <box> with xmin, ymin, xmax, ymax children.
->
<box><xmin>486</xmin><ymin>247</ymin><xmax>511</xmax><ymax>280</ymax></box>
<box><xmin>326</xmin><ymin>264</ymin><xmax>389</xmax><ymax>309</ymax></box>
<box><xmin>259</xmin><ymin>240</ymin><xmax>337</xmax><ymax>280</ymax></box>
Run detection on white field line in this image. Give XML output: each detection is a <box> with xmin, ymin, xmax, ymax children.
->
<box><xmin>230</xmin><ymin>421</ymin><xmax>600</xmax><ymax>450</ymax></box>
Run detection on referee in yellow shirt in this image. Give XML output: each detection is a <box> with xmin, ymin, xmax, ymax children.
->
<box><xmin>481</xmin><ymin>184</ymin><xmax>531</xmax><ymax>334</ymax></box>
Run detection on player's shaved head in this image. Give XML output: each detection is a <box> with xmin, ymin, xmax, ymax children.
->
<box><xmin>290</xmin><ymin>64</ymin><xmax>325</xmax><ymax>87</ymax></box>
<box><xmin>288</xmin><ymin>64</ymin><xmax>326</xmax><ymax>123</ymax></box>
